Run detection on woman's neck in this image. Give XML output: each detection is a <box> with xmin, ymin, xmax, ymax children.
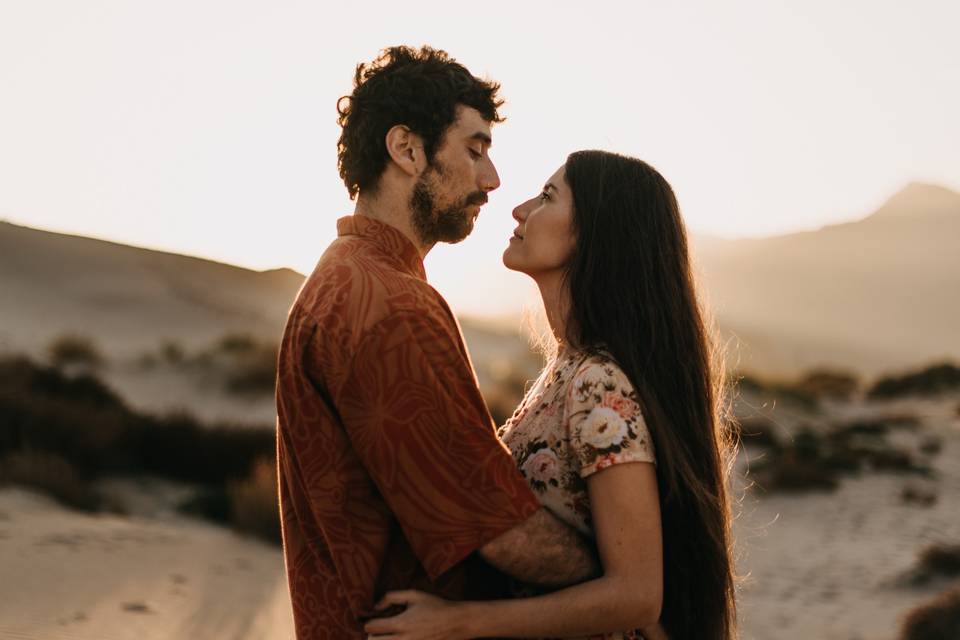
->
<box><xmin>534</xmin><ymin>271</ymin><xmax>572</xmax><ymax>349</ymax></box>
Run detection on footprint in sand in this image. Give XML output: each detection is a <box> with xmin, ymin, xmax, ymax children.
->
<box><xmin>121</xmin><ymin>601</ymin><xmax>153</xmax><ymax>614</ymax></box>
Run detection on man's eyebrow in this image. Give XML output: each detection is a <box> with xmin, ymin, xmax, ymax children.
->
<box><xmin>543</xmin><ymin>182</ymin><xmax>556</xmax><ymax>192</ymax></box>
<box><xmin>469</xmin><ymin>131</ymin><xmax>493</xmax><ymax>146</ymax></box>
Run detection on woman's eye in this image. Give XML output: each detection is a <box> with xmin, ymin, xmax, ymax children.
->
<box><xmin>539</xmin><ymin>191</ymin><xmax>550</xmax><ymax>202</ymax></box>
<box><xmin>469</xmin><ymin>148</ymin><xmax>482</xmax><ymax>159</ymax></box>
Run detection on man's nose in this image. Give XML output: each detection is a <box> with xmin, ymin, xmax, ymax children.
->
<box><xmin>480</xmin><ymin>158</ymin><xmax>501</xmax><ymax>193</ymax></box>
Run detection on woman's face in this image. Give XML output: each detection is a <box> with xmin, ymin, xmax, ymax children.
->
<box><xmin>502</xmin><ymin>165</ymin><xmax>576</xmax><ymax>277</ymax></box>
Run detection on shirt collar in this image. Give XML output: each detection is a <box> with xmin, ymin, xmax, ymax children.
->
<box><xmin>336</xmin><ymin>215</ymin><xmax>426</xmax><ymax>281</ymax></box>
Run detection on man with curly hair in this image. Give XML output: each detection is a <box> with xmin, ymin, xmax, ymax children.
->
<box><xmin>275</xmin><ymin>46</ymin><xmax>599</xmax><ymax>639</ymax></box>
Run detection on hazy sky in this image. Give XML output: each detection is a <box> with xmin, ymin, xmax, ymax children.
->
<box><xmin>1</xmin><ymin>0</ymin><xmax>958</xmax><ymax>316</ymax></box>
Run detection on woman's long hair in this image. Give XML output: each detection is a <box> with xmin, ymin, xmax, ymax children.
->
<box><xmin>563</xmin><ymin>150</ymin><xmax>738</xmax><ymax>640</ymax></box>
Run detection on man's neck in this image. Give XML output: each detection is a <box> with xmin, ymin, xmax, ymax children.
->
<box><xmin>354</xmin><ymin>188</ymin><xmax>434</xmax><ymax>260</ymax></box>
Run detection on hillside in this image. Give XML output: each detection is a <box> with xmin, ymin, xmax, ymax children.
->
<box><xmin>0</xmin><ymin>221</ymin><xmax>304</xmax><ymax>358</ymax></box>
<box><xmin>694</xmin><ymin>182</ymin><xmax>960</xmax><ymax>376</ymax></box>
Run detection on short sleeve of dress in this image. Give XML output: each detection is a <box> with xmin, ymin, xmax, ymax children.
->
<box><xmin>565</xmin><ymin>357</ymin><xmax>656</xmax><ymax>478</ymax></box>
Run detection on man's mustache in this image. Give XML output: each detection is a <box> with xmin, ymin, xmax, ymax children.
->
<box><xmin>465</xmin><ymin>191</ymin><xmax>488</xmax><ymax>207</ymax></box>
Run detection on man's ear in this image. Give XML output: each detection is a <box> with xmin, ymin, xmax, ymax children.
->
<box><xmin>385</xmin><ymin>125</ymin><xmax>426</xmax><ymax>178</ymax></box>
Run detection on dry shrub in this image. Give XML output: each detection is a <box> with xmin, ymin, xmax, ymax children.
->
<box><xmin>228</xmin><ymin>457</ymin><xmax>281</xmax><ymax>544</ymax></box>
<box><xmin>0</xmin><ymin>450</ymin><xmax>100</xmax><ymax>511</ymax></box>
<box><xmin>750</xmin><ymin>428</ymin><xmax>839</xmax><ymax>493</ymax></box>
<box><xmin>161</xmin><ymin>341</ymin><xmax>185</xmax><ymax>364</ymax></box>
<box><xmin>901</xmin><ymin>485</ymin><xmax>938</xmax><ymax>507</ymax></box>
<box><xmin>917</xmin><ymin>544</ymin><xmax>960</xmax><ymax>580</ymax></box>
<box><xmin>224</xmin><ymin>344</ymin><xmax>278</xmax><ymax>395</ymax></box>
<box><xmin>0</xmin><ymin>356</ymin><xmax>274</xmax><ymax>484</ymax></box>
<box><xmin>869</xmin><ymin>363</ymin><xmax>960</xmax><ymax>399</ymax></box>
<box><xmin>796</xmin><ymin>369</ymin><xmax>860</xmax><ymax>401</ymax></box>
<box><xmin>48</xmin><ymin>334</ymin><xmax>103</xmax><ymax>369</ymax></box>
<box><xmin>217</xmin><ymin>333</ymin><xmax>257</xmax><ymax>354</ymax></box>
<box><xmin>916</xmin><ymin>438</ymin><xmax>941</xmax><ymax>459</ymax></box>
<box><xmin>900</xmin><ymin>586</ymin><xmax>960</xmax><ymax>640</ymax></box>
<box><xmin>750</xmin><ymin>418</ymin><xmax>929</xmax><ymax>494</ymax></box>
<box><xmin>738</xmin><ymin>416</ymin><xmax>782</xmax><ymax>449</ymax></box>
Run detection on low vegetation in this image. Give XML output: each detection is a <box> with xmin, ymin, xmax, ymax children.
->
<box><xmin>747</xmin><ymin>414</ymin><xmax>932</xmax><ymax>493</ymax></box>
<box><xmin>911</xmin><ymin>543</ymin><xmax>960</xmax><ymax>584</ymax></box>
<box><xmin>900</xmin><ymin>484</ymin><xmax>938</xmax><ymax>507</ymax></box>
<box><xmin>735</xmin><ymin>374</ymin><xmax>819</xmax><ymax>410</ymax></box>
<box><xmin>900</xmin><ymin>586</ymin><xmax>960</xmax><ymax>640</ymax></box>
<box><xmin>869</xmin><ymin>363</ymin><xmax>960</xmax><ymax>399</ymax></box>
<box><xmin>47</xmin><ymin>334</ymin><xmax>103</xmax><ymax>369</ymax></box>
<box><xmin>795</xmin><ymin>369</ymin><xmax>860</xmax><ymax>401</ymax></box>
<box><xmin>137</xmin><ymin>334</ymin><xmax>279</xmax><ymax>396</ymax></box>
<box><xmin>0</xmin><ymin>355</ymin><xmax>279</xmax><ymax>543</ymax></box>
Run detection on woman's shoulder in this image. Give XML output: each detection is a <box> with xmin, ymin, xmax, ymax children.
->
<box><xmin>567</xmin><ymin>348</ymin><xmax>635</xmax><ymax>396</ymax></box>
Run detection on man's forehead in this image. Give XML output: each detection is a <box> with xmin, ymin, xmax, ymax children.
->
<box><xmin>452</xmin><ymin>105</ymin><xmax>493</xmax><ymax>141</ymax></box>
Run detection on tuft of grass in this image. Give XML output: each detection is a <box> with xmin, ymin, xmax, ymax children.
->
<box><xmin>750</xmin><ymin>427</ymin><xmax>839</xmax><ymax>493</ymax></box>
<box><xmin>738</xmin><ymin>416</ymin><xmax>782</xmax><ymax>449</ymax></box>
<box><xmin>224</xmin><ymin>344</ymin><xmax>278</xmax><ymax>396</ymax></box>
<box><xmin>899</xmin><ymin>586</ymin><xmax>960</xmax><ymax>640</ymax></box>
<box><xmin>733</xmin><ymin>373</ymin><xmax>819</xmax><ymax>410</ymax></box>
<box><xmin>869</xmin><ymin>363</ymin><xmax>960</xmax><ymax>399</ymax></box>
<box><xmin>796</xmin><ymin>369</ymin><xmax>860</xmax><ymax>401</ymax></box>
<box><xmin>227</xmin><ymin>457</ymin><xmax>281</xmax><ymax>545</ymax></box>
<box><xmin>48</xmin><ymin>334</ymin><xmax>103</xmax><ymax>370</ymax></box>
<box><xmin>217</xmin><ymin>333</ymin><xmax>258</xmax><ymax>354</ymax></box>
<box><xmin>919</xmin><ymin>436</ymin><xmax>943</xmax><ymax>457</ymax></box>
<box><xmin>918</xmin><ymin>544</ymin><xmax>960</xmax><ymax>580</ymax></box>
<box><xmin>901</xmin><ymin>485</ymin><xmax>938</xmax><ymax>507</ymax></box>
<box><xmin>160</xmin><ymin>341</ymin><xmax>185</xmax><ymax>365</ymax></box>
<box><xmin>0</xmin><ymin>451</ymin><xmax>100</xmax><ymax>511</ymax></box>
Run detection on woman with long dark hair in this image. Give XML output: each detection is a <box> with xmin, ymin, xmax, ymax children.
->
<box><xmin>364</xmin><ymin>150</ymin><xmax>738</xmax><ymax>640</ymax></box>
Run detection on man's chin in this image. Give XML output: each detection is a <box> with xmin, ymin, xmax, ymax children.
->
<box><xmin>434</xmin><ymin>214</ymin><xmax>475</xmax><ymax>244</ymax></box>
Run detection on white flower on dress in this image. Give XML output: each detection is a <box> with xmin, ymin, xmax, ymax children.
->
<box><xmin>580</xmin><ymin>406</ymin><xmax>629</xmax><ymax>449</ymax></box>
<box><xmin>521</xmin><ymin>448</ymin><xmax>561</xmax><ymax>484</ymax></box>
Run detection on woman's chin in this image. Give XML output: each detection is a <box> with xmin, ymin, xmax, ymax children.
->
<box><xmin>502</xmin><ymin>247</ymin><xmax>523</xmax><ymax>273</ymax></box>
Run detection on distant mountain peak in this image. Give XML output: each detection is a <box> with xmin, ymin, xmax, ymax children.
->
<box><xmin>870</xmin><ymin>182</ymin><xmax>960</xmax><ymax>220</ymax></box>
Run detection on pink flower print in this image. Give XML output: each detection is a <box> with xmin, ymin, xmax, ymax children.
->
<box><xmin>594</xmin><ymin>453</ymin><xmax>619</xmax><ymax>471</ymax></box>
<box><xmin>602</xmin><ymin>391</ymin><xmax>638</xmax><ymax>420</ymax></box>
<box><xmin>521</xmin><ymin>448</ymin><xmax>561</xmax><ymax>484</ymax></box>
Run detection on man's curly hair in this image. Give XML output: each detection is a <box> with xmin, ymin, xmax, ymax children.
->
<box><xmin>337</xmin><ymin>45</ymin><xmax>505</xmax><ymax>199</ymax></box>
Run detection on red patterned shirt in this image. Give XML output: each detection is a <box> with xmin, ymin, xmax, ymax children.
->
<box><xmin>276</xmin><ymin>215</ymin><xmax>541</xmax><ymax>639</ymax></box>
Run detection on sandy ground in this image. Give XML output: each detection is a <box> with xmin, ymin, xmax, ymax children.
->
<box><xmin>0</xmin><ymin>486</ymin><xmax>294</xmax><ymax>640</ymax></box>
<box><xmin>732</xmin><ymin>395</ymin><xmax>960</xmax><ymax>640</ymax></box>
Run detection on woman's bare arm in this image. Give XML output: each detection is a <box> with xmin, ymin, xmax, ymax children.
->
<box><xmin>365</xmin><ymin>460</ymin><xmax>665</xmax><ymax>638</ymax></box>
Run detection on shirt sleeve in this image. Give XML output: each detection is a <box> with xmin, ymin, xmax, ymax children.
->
<box><xmin>332</xmin><ymin>308</ymin><xmax>541</xmax><ymax>581</ymax></box>
<box><xmin>565</xmin><ymin>358</ymin><xmax>656</xmax><ymax>478</ymax></box>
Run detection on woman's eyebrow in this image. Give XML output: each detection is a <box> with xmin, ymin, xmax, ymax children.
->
<box><xmin>543</xmin><ymin>183</ymin><xmax>556</xmax><ymax>192</ymax></box>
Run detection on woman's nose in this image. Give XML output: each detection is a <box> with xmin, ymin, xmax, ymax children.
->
<box><xmin>512</xmin><ymin>196</ymin><xmax>537</xmax><ymax>222</ymax></box>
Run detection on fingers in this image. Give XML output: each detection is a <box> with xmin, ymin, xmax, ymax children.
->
<box><xmin>364</xmin><ymin>613</ymin><xmax>406</xmax><ymax>635</ymax></box>
<box><xmin>374</xmin><ymin>589</ymin><xmax>419</xmax><ymax>610</ymax></box>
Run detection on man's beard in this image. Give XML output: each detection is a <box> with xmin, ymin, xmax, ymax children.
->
<box><xmin>410</xmin><ymin>161</ymin><xmax>488</xmax><ymax>245</ymax></box>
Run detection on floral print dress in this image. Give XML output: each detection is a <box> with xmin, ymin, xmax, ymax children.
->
<box><xmin>497</xmin><ymin>346</ymin><xmax>657</xmax><ymax>640</ymax></box>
